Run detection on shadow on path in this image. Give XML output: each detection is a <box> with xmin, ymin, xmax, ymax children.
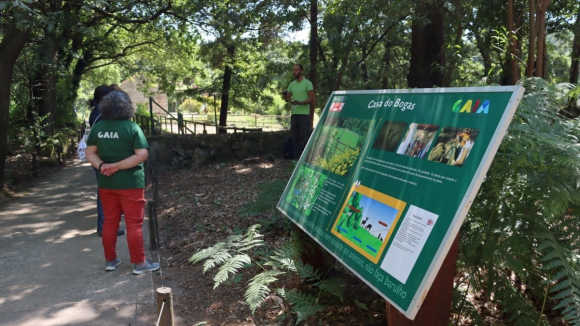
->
<box><xmin>0</xmin><ymin>160</ymin><xmax>159</xmax><ymax>326</ymax></box>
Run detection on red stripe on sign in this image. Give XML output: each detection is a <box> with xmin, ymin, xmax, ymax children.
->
<box><xmin>347</xmin><ymin>205</ymin><xmax>360</xmax><ymax>213</ymax></box>
<box><xmin>379</xmin><ymin>221</ymin><xmax>388</xmax><ymax>227</ymax></box>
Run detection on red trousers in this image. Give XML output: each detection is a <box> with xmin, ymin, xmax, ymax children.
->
<box><xmin>99</xmin><ymin>188</ymin><xmax>146</xmax><ymax>263</ymax></box>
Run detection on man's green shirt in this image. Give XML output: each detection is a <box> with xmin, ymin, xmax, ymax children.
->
<box><xmin>287</xmin><ymin>78</ymin><xmax>313</xmax><ymax>115</ymax></box>
<box><xmin>87</xmin><ymin>119</ymin><xmax>149</xmax><ymax>189</ymax></box>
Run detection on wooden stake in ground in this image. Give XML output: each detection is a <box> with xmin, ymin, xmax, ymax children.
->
<box><xmin>156</xmin><ymin>287</ymin><xmax>175</xmax><ymax>326</ymax></box>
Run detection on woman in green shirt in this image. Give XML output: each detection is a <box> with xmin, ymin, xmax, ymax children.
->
<box><xmin>86</xmin><ymin>91</ymin><xmax>159</xmax><ymax>275</ymax></box>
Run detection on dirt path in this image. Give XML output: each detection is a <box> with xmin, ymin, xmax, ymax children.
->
<box><xmin>0</xmin><ymin>160</ymin><xmax>159</xmax><ymax>325</ymax></box>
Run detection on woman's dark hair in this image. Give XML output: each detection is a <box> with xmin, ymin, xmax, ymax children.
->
<box><xmin>90</xmin><ymin>85</ymin><xmax>114</xmax><ymax>108</ymax></box>
<box><xmin>99</xmin><ymin>91</ymin><xmax>135</xmax><ymax>120</ymax></box>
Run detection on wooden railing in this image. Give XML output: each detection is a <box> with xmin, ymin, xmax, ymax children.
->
<box><xmin>132</xmin><ymin>97</ymin><xmax>291</xmax><ymax>135</ymax></box>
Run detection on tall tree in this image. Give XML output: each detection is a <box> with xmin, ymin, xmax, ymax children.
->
<box><xmin>25</xmin><ymin>0</ymin><xmax>172</xmax><ymax>132</ymax></box>
<box><xmin>525</xmin><ymin>0</ymin><xmax>537</xmax><ymax>77</ymax></box>
<box><xmin>183</xmin><ymin>0</ymin><xmax>285</xmax><ymax>132</ymax></box>
<box><xmin>535</xmin><ymin>0</ymin><xmax>552</xmax><ymax>78</ymax></box>
<box><xmin>506</xmin><ymin>0</ymin><xmax>520</xmax><ymax>84</ymax></box>
<box><xmin>0</xmin><ymin>7</ymin><xmax>32</xmax><ymax>188</ymax></box>
<box><xmin>570</xmin><ymin>10</ymin><xmax>580</xmax><ymax>83</ymax></box>
<box><xmin>309</xmin><ymin>0</ymin><xmax>318</xmax><ymax>128</ymax></box>
<box><xmin>407</xmin><ymin>0</ymin><xmax>446</xmax><ymax>88</ymax></box>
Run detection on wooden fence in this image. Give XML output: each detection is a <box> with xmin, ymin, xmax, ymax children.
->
<box><xmin>132</xmin><ymin>97</ymin><xmax>291</xmax><ymax>136</ymax></box>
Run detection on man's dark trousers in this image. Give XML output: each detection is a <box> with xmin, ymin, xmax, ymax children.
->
<box><xmin>291</xmin><ymin>114</ymin><xmax>311</xmax><ymax>158</ymax></box>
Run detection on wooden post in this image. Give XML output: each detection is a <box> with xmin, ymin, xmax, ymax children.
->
<box><xmin>144</xmin><ymin>159</ymin><xmax>150</xmax><ymax>187</ymax></box>
<box><xmin>149</xmin><ymin>97</ymin><xmax>154</xmax><ymax>136</ymax></box>
<box><xmin>386</xmin><ymin>234</ymin><xmax>460</xmax><ymax>326</ymax></box>
<box><xmin>156</xmin><ymin>287</ymin><xmax>175</xmax><ymax>326</ymax></box>
<box><xmin>148</xmin><ymin>201</ymin><xmax>158</xmax><ymax>250</ymax></box>
<box><xmin>153</xmin><ymin>174</ymin><xmax>159</xmax><ymax>202</ymax></box>
<box><xmin>295</xmin><ymin>227</ymin><xmax>334</xmax><ymax>272</ymax></box>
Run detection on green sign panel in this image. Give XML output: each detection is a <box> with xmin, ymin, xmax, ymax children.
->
<box><xmin>276</xmin><ymin>86</ymin><xmax>524</xmax><ymax>319</ymax></box>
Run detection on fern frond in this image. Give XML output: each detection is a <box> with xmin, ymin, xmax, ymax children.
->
<box><xmin>213</xmin><ymin>254</ymin><xmax>252</xmax><ymax>288</ymax></box>
<box><xmin>189</xmin><ymin>224</ymin><xmax>266</xmax><ymax>291</ymax></box>
<box><xmin>189</xmin><ymin>240</ymin><xmax>232</xmax><ymax>265</ymax></box>
<box><xmin>556</xmin><ymin>296</ymin><xmax>578</xmax><ymax>310</ymax></box>
<box><xmin>551</xmin><ymin>284</ymin><xmax>572</xmax><ymax>299</ymax></box>
<box><xmin>268</xmin><ymin>242</ymin><xmax>302</xmax><ymax>271</ymax></box>
<box><xmin>237</xmin><ymin>225</ymin><xmax>264</xmax><ymax>250</ymax></box>
<box><xmin>492</xmin><ymin>275</ymin><xmax>540</xmax><ymax>325</ymax></box>
<box><xmin>452</xmin><ymin>285</ymin><xmax>486</xmax><ymax>326</ymax></box>
<box><xmin>317</xmin><ymin>278</ymin><xmax>344</xmax><ymax>302</ymax></box>
<box><xmin>550</xmin><ymin>269</ymin><xmax>569</xmax><ymax>283</ymax></box>
<box><xmin>294</xmin><ymin>260</ymin><xmax>324</xmax><ymax>284</ymax></box>
<box><xmin>202</xmin><ymin>250</ymin><xmax>232</xmax><ymax>273</ymax></box>
<box><xmin>540</xmin><ymin>249</ymin><xmax>561</xmax><ymax>262</ymax></box>
<box><xmin>245</xmin><ymin>270</ymin><xmax>286</xmax><ymax>314</ymax></box>
<box><xmin>550</xmin><ymin>279</ymin><xmax>574</xmax><ymax>299</ymax></box>
<box><xmin>536</xmin><ymin>232</ymin><xmax>580</xmax><ymax>325</ymax></box>
<box><xmin>277</xmin><ymin>288</ymin><xmax>325</xmax><ymax>324</ymax></box>
<box><xmin>456</xmin><ymin>79</ymin><xmax>580</xmax><ymax>326</ymax></box>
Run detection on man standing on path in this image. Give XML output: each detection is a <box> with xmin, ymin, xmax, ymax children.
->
<box><xmin>283</xmin><ymin>64</ymin><xmax>315</xmax><ymax>158</ymax></box>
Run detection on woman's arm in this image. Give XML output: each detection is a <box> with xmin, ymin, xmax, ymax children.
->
<box><xmin>85</xmin><ymin>145</ymin><xmax>103</xmax><ymax>169</ymax></box>
<box><xmin>100</xmin><ymin>148</ymin><xmax>148</xmax><ymax>176</ymax></box>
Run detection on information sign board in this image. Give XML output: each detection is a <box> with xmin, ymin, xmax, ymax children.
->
<box><xmin>276</xmin><ymin>86</ymin><xmax>525</xmax><ymax>319</ymax></box>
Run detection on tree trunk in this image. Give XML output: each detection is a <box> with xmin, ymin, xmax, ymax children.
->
<box><xmin>70</xmin><ymin>50</ymin><xmax>93</xmax><ymax>105</ymax></box>
<box><xmin>63</xmin><ymin>32</ymin><xmax>88</xmax><ymax>109</ymax></box>
<box><xmin>32</xmin><ymin>27</ymin><xmax>59</xmax><ymax>133</ymax></box>
<box><xmin>219</xmin><ymin>44</ymin><xmax>235</xmax><ymax>134</ymax></box>
<box><xmin>569</xmin><ymin>11</ymin><xmax>580</xmax><ymax>83</ymax></box>
<box><xmin>361</xmin><ymin>47</ymin><xmax>370</xmax><ymax>89</ymax></box>
<box><xmin>333</xmin><ymin>35</ymin><xmax>355</xmax><ymax>90</ymax></box>
<box><xmin>473</xmin><ymin>30</ymin><xmax>493</xmax><ymax>77</ymax></box>
<box><xmin>507</xmin><ymin>0</ymin><xmax>520</xmax><ymax>84</ymax></box>
<box><xmin>407</xmin><ymin>0</ymin><xmax>445</xmax><ymax>88</ymax></box>
<box><xmin>442</xmin><ymin>23</ymin><xmax>463</xmax><ymax>87</ymax></box>
<box><xmin>381</xmin><ymin>40</ymin><xmax>391</xmax><ymax>89</ymax></box>
<box><xmin>535</xmin><ymin>0</ymin><xmax>551</xmax><ymax>78</ymax></box>
<box><xmin>525</xmin><ymin>0</ymin><xmax>536</xmax><ymax>77</ymax></box>
<box><xmin>0</xmin><ymin>21</ymin><xmax>31</xmax><ymax>188</ymax></box>
<box><xmin>309</xmin><ymin>0</ymin><xmax>318</xmax><ymax>129</ymax></box>
<box><xmin>362</xmin><ymin>62</ymin><xmax>370</xmax><ymax>89</ymax></box>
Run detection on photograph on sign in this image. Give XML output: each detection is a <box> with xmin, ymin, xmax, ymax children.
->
<box><xmin>396</xmin><ymin>123</ymin><xmax>439</xmax><ymax>159</ymax></box>
<box><xmin>427</xmin><ymin>127</ymin><xmax>480</xmax><ymax>167</ymax></box>
<box><xmin>304</xmin><ymin>116</ymin><xmax>370</xmax><ymax>177</ymax></box>
<box><xmin>372</xmin><ymin>121</ymin><xmax>410</xmax><ymax>152</ymax></box>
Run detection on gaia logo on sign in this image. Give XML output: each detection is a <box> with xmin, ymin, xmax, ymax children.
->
<box><xmin>452</xmin><ymin>99</ymin><xmax>490</xmax><ymax>114</ymax></box>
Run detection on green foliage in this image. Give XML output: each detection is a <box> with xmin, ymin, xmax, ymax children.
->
<box><xmin>354</xmin><ymin>299</ymin><xmax>369</xmax><ymax>311</ymax></box>
<box><xmin>178</xmin><ymin>98</ymin><xmax>206</xmax><ymax>113</ymax></box>
<box><xmin>136</xmin><ymin>103</ymin><xmax>149</xmax><ymax>116</ymax></box>
<box><xmin>189</xmin><ymin>225</ymin><xmax>263</xmax><ymax>281</ymax></box>
<box><xmin>455</xmin><ymin>78</ymin><xmax>580</xmax><ymax>325</ymax></box>
<box><xmin>276</xmin><ymin>288</ymin><xmax>326</xmax><ymax>324</ymax></box>
<box><xmin>190</xmin><ymin>225</ymin><xmax>344</xmax><ymax>324</ymax></box>
<box><xmin>245</xmin><ymin>270</ymin><xmax>286</xmax><ymax>312</ymax></box>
